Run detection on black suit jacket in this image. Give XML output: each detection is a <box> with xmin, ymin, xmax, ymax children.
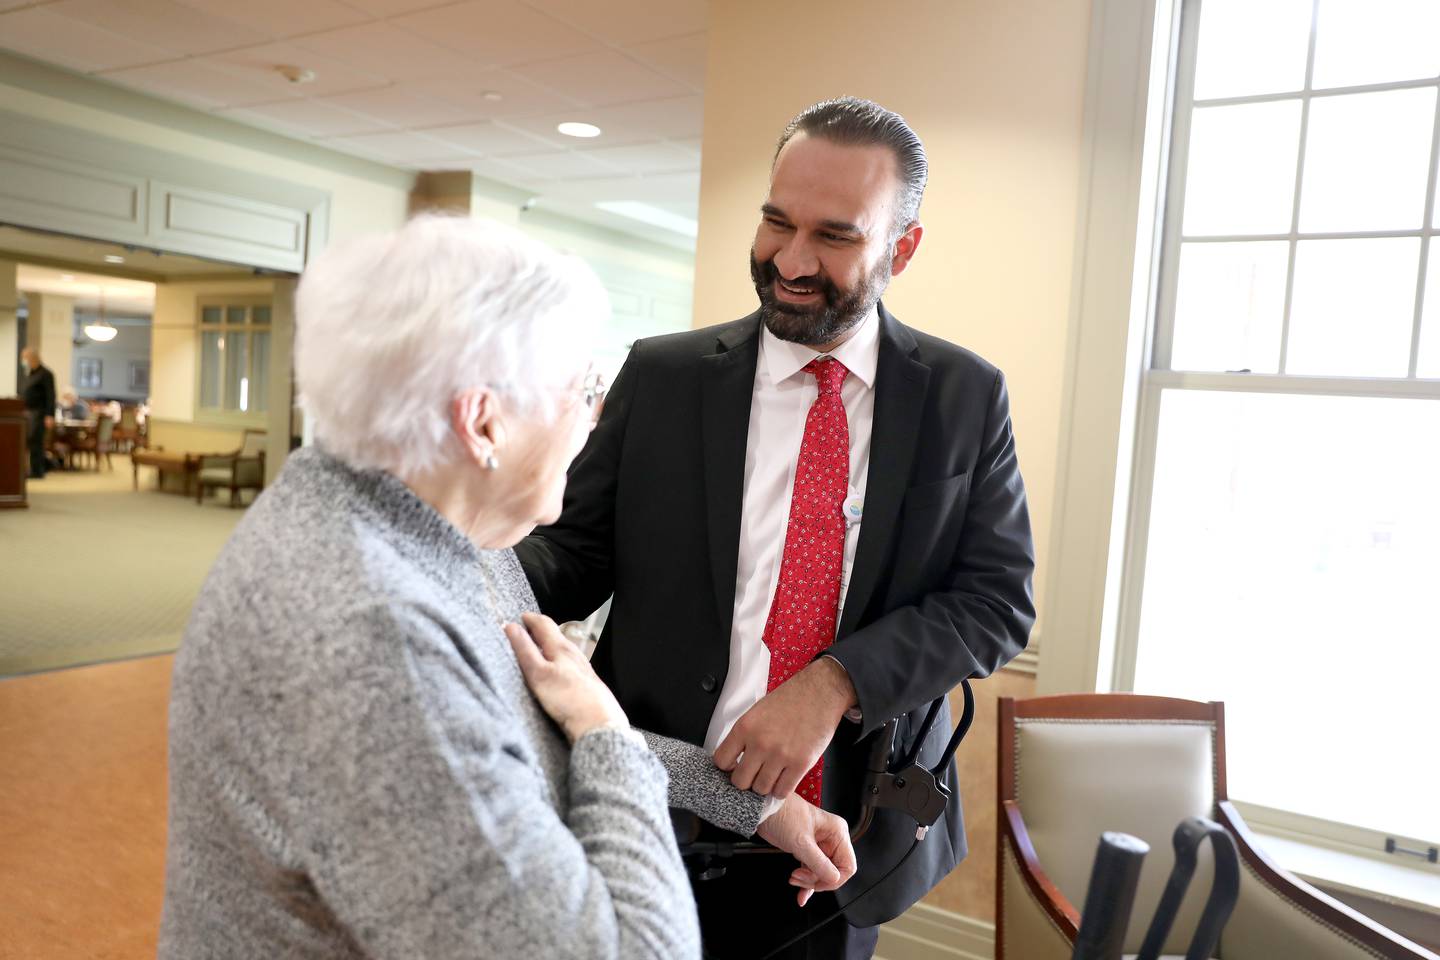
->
<box><xmin>515</xmin><ymin>303</ymin><xmax>1035</xmax><ymax>926</ymax></box>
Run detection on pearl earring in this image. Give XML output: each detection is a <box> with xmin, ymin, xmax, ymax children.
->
<box><xmin>484</xmin><ymin>454</ymin><xmax>500</xmax><ymax>471</ymax></box>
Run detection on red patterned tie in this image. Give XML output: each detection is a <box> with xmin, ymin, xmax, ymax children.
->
<box><xmin>762</xmin><ymin>357</ymin><xmax>851</xmax><ymax>806</ymax></box>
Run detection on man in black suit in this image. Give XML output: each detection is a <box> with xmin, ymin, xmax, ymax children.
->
<box><xmin>20</xmin><ymin>347</ymin><xmax>56</xmax><ymax>479</ymax></box>
<box><xmin>516</xmin><ymin>97</ymin><xmax>1035</xmax><ymax>959</ymax></box>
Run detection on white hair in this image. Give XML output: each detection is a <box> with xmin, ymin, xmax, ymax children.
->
<box><xmin>295</xmin><ymin>214</ymin><xmax>606</xmax><ymax>477</ymax></box>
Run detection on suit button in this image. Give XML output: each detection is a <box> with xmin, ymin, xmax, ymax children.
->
<box><xmin>700</xmin><ymin>674</ymin><xmax>718</xmax><ymax>693</ymax></box>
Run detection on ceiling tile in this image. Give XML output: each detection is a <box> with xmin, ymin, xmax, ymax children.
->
<box><xmin>99</xmin><ymin>59</ymin><xmax>295</xmax><ymax>109</ymax></box>
<box><xmin>420</xmin><ymin>120</ymin><xmax>563</xmax><ymax>156</ymax></box>
<box><xmin>513</xmin><ymin>49</ymin><xmax>690</xmax><ymax>108</ymax></box>
<box><xmin>338</xmin><ymin>0</ymin><xmax>452</xmax><ymax>14</ymax></box>
<box><xmin>392</xmin><ymin>0</ymin><xmax>601</xmax><ymax>68</ymax></box>
<box><xmin>173</xmin><ymin>0</ymin><xmax>369</xmax><ymax>39</ymax></box>
<box><xmin>405</xmin><ymin>68</ymin><xmax>581</xmax><ymax>118</ymax></box>
<box><xmin>527</xmin><ymin>0</ymin><xmax>707</xmax><ymax>46</ymax></box>
<box><xmin>322</xmin><ymin>130</ymin><xmax>463</xmax><ymax>164</ymax></box>
<box><xmin>623</xmin><ymin>31</ymin><xmax>706</xmax><ymax>92</ymax></box>
<box><xmin>504</xmin><ymin>95</ymin><xmax>704</xmax><ymax>146</ymax></box>
<box><xmin>319</xmin><ymin>85</ymin><xmax>480</xmax><ymax>128</ymax></box>
<box><xmin>495</xmin><ymin>149</ymin><xmax>626</xmax><ymax>180</ymax></box>
<box><xmin>0</xmin><ymin>7</ymin><xmax>175</xmax><ymax>72</ymax></box>
<box><xmin>289</xmin><ymin>22</ymin><xmax>483</xmax><ymax>81</ymax></box>
<box><xmin>218</xmin><ymin>98</ymin><xmax>393</xmax><ymax>138</ymax></box>
<box><xmin>204</xmin><ymin>42</ymin><xmax>389</xmax><ymax>99</ymax></box>
<box><xmin>49</xmin><ymin>0</ymin><xmax>272</xmax><ymax>56</ymax></box>
<box><xmin>581</xmin><ymin>141</ymin><xmax>699</xmax><ymax>175</ymax></box>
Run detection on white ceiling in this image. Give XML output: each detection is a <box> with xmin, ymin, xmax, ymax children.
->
<box><xmin>17</xmin><ymin>265</ymin><xmax>157</xmax><ymax>314</ymax></box>
<box><xmin>0</xmin><ymin>0</ymin><xmax>709</xmax><ymax>249</ymax></box>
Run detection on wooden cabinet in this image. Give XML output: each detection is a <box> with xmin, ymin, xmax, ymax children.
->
<box><xmin>0</xmin><ymin>398</ymin><xmax>27</xmax><ymax>509</ymax></box>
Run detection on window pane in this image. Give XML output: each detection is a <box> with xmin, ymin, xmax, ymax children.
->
<box><xmin>251</xmin><ymin>330</ymin><xmax>270</xmax><ymax>413</ymax></box>
<box><xmin>224</xmin><ymin>332</ymin><xmax>249</xmax><ymax>412</ymax></box>
<box><xmin>1286</xmin><ymin>237</ymin><xmax>1419</xmax><ymax>376</ymax></box>
<box><xmin>1170</xmin><ymin>241</ymin><xmax>1289</xmax><ymax>372</ymax></box>
<box><xmin>1311</xmin><ymin>0</ymin><xmax>1440</xmax><ymax>89</ymax></box>
<box><xmin>1135</xmin><ymin>389</ymin><xmax>1440</xmax><ymax>840</ymax></box>
<box><xmin>227</xmin><ymin>306</ymin><xmax>247</xmax><ymax>326</ymax></box>
<box><xmin>200</xmin><ymin>331</ymin><xmax>222</xmax><ymax>408</ymax></box>
<box><xmin>1183</xmin><ymin>102</ymin><xmax>1302</xmax><ymax>236</ymax></box>
<box><xmin>1299</xmin><ymin>88</ymin><xmax>1436</xmax><ymax>233</ymax></box>
<box><xmin>1192</xmin><ymin>0</ymin><xmax>1311</xmax><ymax>101</ymax></box>
<box><xmin>1417</xmin><ymin>248</ymin><xmax>1440</xmax><ymax>378</ymax></box>
<box><xmin>252</xmin><ymin>305</ymin><xmax>272</xmax><ymax>326</ymax></box>
<box><xmin>201</xmin><ymin>306</ymin><xmax>221</xmax><ymax>325</ymax></box>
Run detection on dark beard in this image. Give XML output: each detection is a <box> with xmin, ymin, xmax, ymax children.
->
<box><xmin>749</xmin><ymin>249</ymin><xmax>890</xmax><ymax>347</ymax></box>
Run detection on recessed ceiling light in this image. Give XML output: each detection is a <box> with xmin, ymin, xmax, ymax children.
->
<box><xmin>60</xmin><ymin>274</ymin><xmax>76</xmax><ymax>281</ymax></box>
<box><xmin>557</xmin><ymin>121</ymin><xmax>602</xmax><ymax>139</ymax></box>
<box><xmin>482</xmin><ymin>90</ymin><xmax>503</xmax><ymax>102</ymax></box>
<box><xmin>276</xmin><ymin>65</ymin><xmax>317</xmax><ymax>85</ymax></box>
<box><xmin>103</xmin><ymin>255</ymin><xmax>125</xmax><ymax>264</ymax></box>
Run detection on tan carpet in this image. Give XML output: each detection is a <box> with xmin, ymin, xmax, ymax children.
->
<box><xmin>0</xmin><ymin>455</ymin><xmax>246</xmax><ymax>676</ymax></box>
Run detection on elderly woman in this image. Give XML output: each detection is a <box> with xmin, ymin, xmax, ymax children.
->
<box><xmin>159</xmin><ymin>215</ymin><xmax>855</xmax><ymax>960</ymax></box>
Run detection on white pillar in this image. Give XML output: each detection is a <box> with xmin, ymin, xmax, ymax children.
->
<box><xmin>25</xmin><ymin>292</ymin><xmax>75</xmax><ymax>401</ymax></box>
<box><xmin>0</xmin><ymin>259</ymin><xmax>16</xmax><ymax>396</ymax></box>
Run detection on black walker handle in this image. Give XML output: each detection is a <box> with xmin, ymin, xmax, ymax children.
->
<box><xmin>1134</xmin><ymin>816</ymin><xmax>1241</xmax><ymax>960</ymax></box>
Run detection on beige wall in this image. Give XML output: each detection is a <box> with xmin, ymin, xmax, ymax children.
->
<box><xmin>145</xmin><ymin>418</ymin><xmax>248</xmax><ymax>458</ymax></box>
<box><xmin>151</xmin><ymin>278</ymin><xmax>274</xmax><ymax>425</ymax></box>
<box><xmin>699</xmin><ymin>0</ymin><xmax>1094</xmax><ymax>643</ymax></box>
<box><xmin>699</xmin><ymin>0</ymin><xmax>1094</xmax><ymax>920</ymax></box>
<box><xmin>0</xmin><ymin>258</ymin><xmax>16</xmax><ymax>396</ymax></box>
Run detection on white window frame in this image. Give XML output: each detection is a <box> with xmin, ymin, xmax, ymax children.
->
<box><xmin>1040</xmin><ymin>0</ymin><xmax>1440</xmax><ymax>884</ymax></box>
<box><xmin>194</xmin><ymin>297</ymin><xmax>272</xmax><ymax>427</ymax></box>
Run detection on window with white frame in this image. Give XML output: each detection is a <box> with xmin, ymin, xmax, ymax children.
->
<box><xmin>1123</xmin><ymin>0</ymin><xmax>1439</xmax><ymax>851</ymax></box>
<box><xmin>197</xmin><ymin>299</ymin><xmax>271</xmax><ymax>421</ymax></box>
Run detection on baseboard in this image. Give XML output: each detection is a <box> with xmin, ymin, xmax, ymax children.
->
<box><xmin>877</xmin><ymin>904</ymin><xmax>995</xmax><ymax>960</ymax></box>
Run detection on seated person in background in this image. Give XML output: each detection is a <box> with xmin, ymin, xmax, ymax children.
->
<box><xmin>58</xmin><ymin>389</ymin><xmax>89</xmax><ymax>420</ymax></box>
<box><xmin>160</xmin><ymin>214</ymin><xmax>856</xmax><ymax>960</ymax></box>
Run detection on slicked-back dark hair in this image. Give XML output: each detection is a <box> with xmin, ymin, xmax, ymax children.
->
<box><xmin>774</xmin><ymin>97</ymin><xmax>928</xmax><ymax>239</ymax></box>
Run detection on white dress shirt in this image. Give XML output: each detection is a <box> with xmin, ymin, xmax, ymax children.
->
<box><xmin>703</xmin><ymin>307</ymin><xmax>880</xmax><ymax>794</ymax></box>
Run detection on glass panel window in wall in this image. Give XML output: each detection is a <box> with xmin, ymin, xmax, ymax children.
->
<box><xmin>224</xmin><ymin>331</ymin><xmax>250</xmax><ymax>412</ymax></box>
<box><xmin>251</xmin><ymin>330</ymin><xmax>270</xmax><ymax>414</ymax></box>
<box><xmin>1134</xmin><ymin>389</ymin><xmax>1440</xmax><ymax>841</ymax></box>
<box><xmin>1298</xmin><ymin>87</ymin><xmax>1437</xmax><ymax>234</ymax></box>
<box><xmin>1310</xmin><ymin>0</ymin><xmax>1440</xmax><ymax>89</ymax></box>
<box><xmin>200</xmin><ymin>331</ymin><xmax>222</xmax><ymax>408</ymax></box>
<box><xmin>1182</xmin><ymin>101</ymin><xmax>1302</xmax><ymax>237</ymax></box>
<box><xmin>1192</xmin><ymin>0</ymin><xmax>1311</xmax><ymax>100</ymax></box>
<box><xmin>1285</xmin><ymin>237</ymin><xmax>1420</xmax><ymax>376</ymax></box>
<box><xmin>1170</xmin><ymin>241</ymin><xmax>1289</xmax><ymax>373</ymax></box>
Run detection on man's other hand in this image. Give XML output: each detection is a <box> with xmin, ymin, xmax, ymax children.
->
<box><xmin>755</xmin><ymin>792</ymin><xmax>858</xmax><ymax>906</ymax></box>
<box><xmin>714</xmin><ymin>657</ymin><xmax>857</xmax><ymax>798</ymax></box>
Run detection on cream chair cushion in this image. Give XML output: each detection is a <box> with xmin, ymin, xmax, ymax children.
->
<box><xmin>1221</xmin><ymin>859</ymin><xmax>1389</xmax><ymax>960</ymax></box>
<box><xmin>1015</xmin><ymin>718</ymin><xmax>1219</xmax><ymax>957</ymax></box>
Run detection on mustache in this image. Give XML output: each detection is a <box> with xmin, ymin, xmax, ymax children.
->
<box><xmin>752</xmin><ymin>257</ymin><xmax>839</xmax><ymax>305</ymax></box>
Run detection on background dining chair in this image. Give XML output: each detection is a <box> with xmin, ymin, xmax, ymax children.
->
<box><xmin>996</xmin><ymin>693</ymin><xmax>1437</xmax><ymax>960</ymax></box>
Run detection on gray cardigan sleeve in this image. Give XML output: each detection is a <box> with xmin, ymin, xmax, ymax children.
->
<box><xmin>640</xmin><ymin>731</ymin><xmax>768</xmax><ymax>837</ymax></box>
<box><xmin>295</xmin><ymin>605</ymin><xmax>700</xmax><ymax>960</ymax></box>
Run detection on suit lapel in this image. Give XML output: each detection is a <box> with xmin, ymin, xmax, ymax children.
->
<box><xmin>838</xmin><ymin>303</ymin><xmax>931</xmax><ymax>639</ymax></box>
<box><xmin>700</xmin><ymin>315</ymin><xmax>762</xmax><ymax>634</ymax></box>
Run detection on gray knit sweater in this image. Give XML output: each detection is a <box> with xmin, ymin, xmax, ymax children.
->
<box><xmin>159</xmin><ymin>448</ymin><xmax>764</xmax><ymax>959</ymax></box>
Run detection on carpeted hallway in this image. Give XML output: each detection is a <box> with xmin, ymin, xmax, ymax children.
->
<box><xmin>0</xmin><ymin>455</ymin><xmax>246</xmax><ymax>676</ymax></box>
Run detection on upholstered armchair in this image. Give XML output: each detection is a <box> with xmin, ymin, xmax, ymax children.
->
<box><xmin>196</xmin><ymin>429</ymin><xmax>266</xmax><ymax>507</ymax></box>
<box><xmin>997</xmin><ymin>694</ymin><xmax>1436</xmax><ymax>960</ymax></box>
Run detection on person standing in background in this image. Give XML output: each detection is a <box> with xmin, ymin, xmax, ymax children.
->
<box><xmin>20</xmin><ymin>347</ymin><xmax>55</xmax><ymax>479</ymax></box>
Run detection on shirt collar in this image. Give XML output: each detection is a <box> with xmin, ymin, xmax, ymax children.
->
<box><xmin>759</xmin><ymin>303</ymin><xmax>880</xmax><ymax>390</ymax></box>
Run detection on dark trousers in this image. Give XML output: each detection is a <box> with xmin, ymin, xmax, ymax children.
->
<box><xmin>25</xmin><ymin>410</ymin><xmax>46</xmax><ymax>478</ymax></box>
<box><xmin>692</xmin><ymin>851</ymin><xmax>880</xmax><ymax>960</ymax></box>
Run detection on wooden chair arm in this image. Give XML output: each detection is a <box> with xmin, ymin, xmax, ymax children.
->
<box><xmin>1001</xmin><ymin>799</ymin><xmax>1082</xmax><ymax>940</ymax></box>
<box><xmin>1217</xmin><ymin>802</ymin><xmax>1440</xmax><ymax>960</ymax></box>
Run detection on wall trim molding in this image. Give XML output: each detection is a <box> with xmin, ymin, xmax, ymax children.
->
<box><xmin>878</xmin><ymin>905</ymin><xmax>995</xmax><ymax>960</ymax></box>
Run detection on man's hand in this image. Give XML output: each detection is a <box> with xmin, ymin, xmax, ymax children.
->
<box><xmin>714</xmin><ymin>657</ymin><xmax>857</xmax><ymax>798</ymax></box>
<box><xmin>756</xmin><ymin>792</ymin><xmax>858</xmax><ymax>906</ymax></box>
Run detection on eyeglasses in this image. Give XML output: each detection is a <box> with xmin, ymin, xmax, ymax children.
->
<box><xmin>580</xmin><ymin>370</ymin><xmax>607</xmax><ymax>426</ymax></box>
